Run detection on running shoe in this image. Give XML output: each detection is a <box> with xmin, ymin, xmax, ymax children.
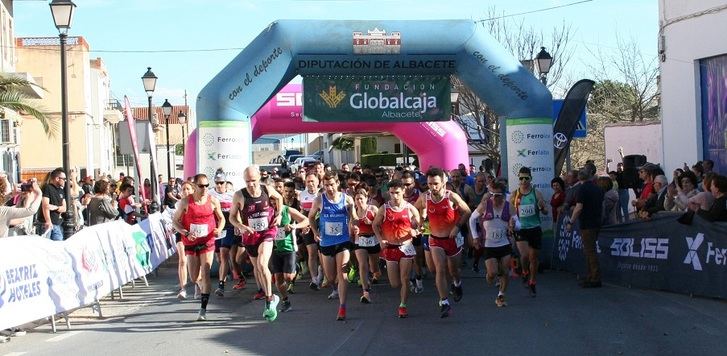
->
<box><xmin>196</xmin><ymin>309</ymin><xmax>207</xmax><ymax>321</ymax></box>
<box><xmin>280</xmin><ymin>299</ymin><xmax>292</xmax><ymax>313</ymax></box>
<box><xmin>253</xmin><ymin>289</ymin><xmax>266</xmax><ymax>300</ymax></box>
<box><xmin>232</xmin><ymin>278</ymin><xmax>247</xmax><ymax>290</ymax></box>
<box><xmin>263</xmin><ymin>295</ymin><xmax>280</xmax><ymax>322</ymax></box>
<box><xmin>453</xmin><ymin>284</ymin><xmax>463</xmax><ymax>302</ymax></box>
<box><xmin>495</xmin><ymin>294</ymin><xmax>507</xmax><ymax>307</ymax></box>
<box><xmin>415</xmin><ymin>279</ymin><xmax>424</xmax><ymax>294</ymax></box>
<box><xmin>439</xmin><ymin>301</ymin><xmax>451</xmax><ymax>318</ymax></box>
<box><xmin>528</xmin><ymin>280</ymin><xmax>537</xmax><ymax>297</ymax></box>
<box><xmin>408</xmin><ymin>279</ymin><xmax>416</xmax><ymax>293</ymax></box>
<box><xmin>360</xmin><ymin>291</ymin><xmax>371</xmax><ymax>304</ymax></box>
<box><xmin>287</xmin><ymin>282</ymin><xmax>296</xmax><ymax>294</ymax></box>
<box><xmin>214</xmin><ymin>283</ymin><xmax>224</xmax><ymax>297</ymax></box>
<box><xmin>0</xmin><ymin>335</ymin><xmax>9</xmax><ymax>344</ymax></box>
<box><xmin>398</xmin><ymin>306</ymin><xmax>408</xmax><ymax>318</ymax></box>
<box><xmin>177</xmin><ymin>289</ymin><xmax>187</xmax><ymax>300</ymax></box>
<box><xmin>347</xmin><ymin>266</ymin><xmax>358</xmax><ymax>283</ymax></box>
<box><xmin>328</xmin><ymin>289</ymin><xmax>339</xmax><ymax>300</ymax></box>
<box><xmin>336</xmin><ymin>306</ymin><xmax>346</xmax><ymax>321</ymax></box>
<box><xmin>309</xmin><ymin>281</ymin><xmax>320</xmax><ymax>291</ymax></box>
<box><xmin>472</xmin><ymin>263</ymin><xmax>480</xmax><ymax>273</ymax></box>
<box><xmin>194</xmin><ymin>284</ymin><xmax>201</xmax><ymax>300</ymax></box>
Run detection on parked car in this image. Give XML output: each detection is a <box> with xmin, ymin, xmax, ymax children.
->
<box><xmin>290</xmin><ymin>156</ymin><xmax>318</xmax><ymax>172</ymax></box>
<box><xmin>287</xmin><ymin>154</ymin><xmax>306</xmax><ymax>165</ymax></box>
<box><xmin>282</xmin><ymin>149</ymin><xmax>303</xmax><ymax>160</ymax></box>
<box><xmin>310</xmin><ymin>150</ymin><xmax>324</xmax><ymax>162</ymax></box>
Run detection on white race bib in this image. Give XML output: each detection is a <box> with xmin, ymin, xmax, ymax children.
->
<box><xmin>519</xmin><ymin>204</ymin><xmax>536</xmax><ymax>217</ymax></box>
<box><xmin>486</xmin><ymin>229</ymin><xmax>508</xmax><ymax>245</ymax></box>
<box><xmin>324</xmin><ymin>221</ymin><xmax>344</xmax><ymax>236</ymax></box>
<box><xmin>189</xmin><ymin>223</ymin><xmax>209</xmax><ymax>238</ymax></box>
<box><xmin>357</xmin><ymin>235</ymin><xmax>378</xmax><ymax>247</ymax></box>
<box><xmin>248</xmin><ymin>216</ymin><xmax>269</xmax><ymax>232</ymax></box>
<box><xmin>399</xmin><ymin>242</ymin><xmax>416</xmax><ymax>256</ymax></box>
<box><xmin>275</xmin><ymin>227</ymin><xmax>287</xmax><ymax>241</ymax></box>
<box><xmin>455</xmin><ymin>233</ymin><xmax>465</xmax><ymax>248</ymax></box>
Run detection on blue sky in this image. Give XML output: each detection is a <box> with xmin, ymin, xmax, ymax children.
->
<box><xmin>15</xmin><ymin>0</ymin><xmax>657</xmax><ymax>112</ymax></box>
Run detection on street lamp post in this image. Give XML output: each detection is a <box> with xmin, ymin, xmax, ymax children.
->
<box><xmin>161</xmin><ymin>99</ymin><xmax>173</xmax><ymax>180</ymax></box>
<box><xmin>142</xmin><ymin>67</ymin><xmax>159</xmax><ymax>213</ymax></box>
<box><xmin>49</xmin><ymin>0</ymin><xmax>77</xmax><ymax>239</ymax></box>
<box><xmin>177</xmin><ymin>110</ymin><xmax>187</xmax><ymax>159</ymax></box>
<box><xmin>535</xmin><ymin>46</ymin><xmax>553</xmax><ymax>86</ymax></box>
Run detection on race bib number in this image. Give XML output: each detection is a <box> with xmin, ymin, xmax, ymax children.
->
<box><xmin>325</xmin><ymin>222</ymin><xmax>344</xmax><ymax>236</ymax></box>
<box><xmin>248</xmin><ymin>216</ymin><xmax>269</xmax><ymax>232</ymax></box>
<box><xmin>455</xmin><ymin>233</ymin><xmax>465</xmax><ymax>248</ymax></box>
<box><xmin>357</xmin><ymin>235</ymin><xmax>377</xmax><ymax>247</ymax></box>
<box><xmin>275</xmin><ymin>227</ymin><xmax>287</xmax><ymax>241</ymax></box>
<box><xmin>399</xmin><ymin>242</ymin><xmax>416</xmax><ymax>256</ymax></box>
<box><xmin>189</xmin><ymin>223</ymin><xmax>209</xmax><ymax>238</ymax></box>
<box><xmin>519</xmin><ymin>204</ymin><xmax>536</xmax><ymax>217</ymax></box>
<box><xmin>486</xmin><ymin>229</ymin><xmax>508</xmax><ymax>244</ymax></box>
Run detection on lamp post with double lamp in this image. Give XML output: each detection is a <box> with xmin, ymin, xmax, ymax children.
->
<box><xmin>535</xmin><ymin>46</ymin><xmax>553</xmax><ymax>86</ymax></box>
<box><xmin>49</xmin><ymin>0</ymin><xmax>77</xmax><ymax>239</ymax></box>
<box><xmin>177</xmin><ymin>110</ymin><xmax>187</xmax><ymax>158</ymax></box>
<box><xmin>161</xmin><ymin>99</ymin><xmax>173</xmax><ymax>180</ymax></box>
<box><xmin>142</xmin><ymin>67</ymin><xmax>159</xmax><ymax>213</ymax></box>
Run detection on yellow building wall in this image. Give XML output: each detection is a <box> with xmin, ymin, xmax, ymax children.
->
<box><xmin>16</xmin><ymin>38</ymin><xmax>91</xmax><ymax>173</ymax></box>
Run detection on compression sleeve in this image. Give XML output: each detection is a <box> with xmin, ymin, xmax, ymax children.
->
<box><xmin>469</xmin><ymin>209</ymin><xmax>482</xmax><ymax>239</ymax></box>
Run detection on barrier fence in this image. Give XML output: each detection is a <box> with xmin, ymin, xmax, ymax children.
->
<box><xmin>0</xmin><ymin>212</ymin><xmax>175</xmax><ymax>331</ymax></box>
<box><xmin>552</xmin><ymin>212</ymin><xmax>727</xmax><ymax>299</ymax></box>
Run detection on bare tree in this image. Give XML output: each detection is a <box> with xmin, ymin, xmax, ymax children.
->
<box><xmin>452</xmin><ymin>8</ymin><xmax>576</xmax><ymax>168</ymax></box>
<box><xmin>569</xmin><ymin>36</ymin><xmax>660</xmax><ymax>170</ymax></box>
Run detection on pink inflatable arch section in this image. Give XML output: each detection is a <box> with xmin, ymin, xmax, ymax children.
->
<box><xmin>185</xmin><ymin>84</ymin><xmax>468</xmax><ymax>178</ymax></box>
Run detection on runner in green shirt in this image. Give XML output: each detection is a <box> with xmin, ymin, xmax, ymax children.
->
<box><xmin>270</xmin><ymin>198</ymin><xmax>310</xmax><ymax>313</ymax></box>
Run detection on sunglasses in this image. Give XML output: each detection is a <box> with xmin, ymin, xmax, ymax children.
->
<box><xmin>215</xmin><ymin>181</ymin><xmax>225</xmax><ymax>185</ymax></box>
<box><xmin>519</xmin><ymin>176</ymin><xmax>531</xmax><ymax>181</ymax></box>
<box><xmin>404</xmin><ymin>183</ymin><xmax>414</xmax><ymax>187</ymax></box>
<box><xmin>197</xmin><ymin>183</ymin><xmax>209</xmax><ymax>188</ymax></box>
<box><xmin>491</xmin><ymin>192</ymin><xmax>504</xmax><ymax>196</ymax></box>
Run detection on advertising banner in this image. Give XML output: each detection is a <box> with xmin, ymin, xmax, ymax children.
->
<box><xmin>0</xmin><ymin>214</ymin><xmax>173</xmax><ymax>330</ymax></box>
<box><xmin>197</xmin><ymin>121</ymin><xmax>250</xmax><ymax>188</ymax></box>
<box><xmin>553</xmin><ymin>213</ymin><xmax>727</xmax><ymax>299</ymax></box>
<box><xmin>505</xmin><ymin>117</ymin><xmax>554</xmax><ymax>193</ymax></box>
<box><xmin>303</xmin><ymin>75</ymin><xmax>451</xmax><ymax>122</ymax></box>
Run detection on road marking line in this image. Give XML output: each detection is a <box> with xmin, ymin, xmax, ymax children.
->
<box><xmin>46</xmin><ymin>331</ymin><xmax>83</xmax><ymax>342</ymax></box>
<box><xmin>3</xmin><ymin>352</ymin><xmax>28</xmax><ymax>356</ymax></box>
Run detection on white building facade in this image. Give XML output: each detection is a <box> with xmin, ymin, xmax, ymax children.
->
<box><xmin>659</xmin><ymin>0</ymin><xmax>727</xmax><ymax>174</ymax></box>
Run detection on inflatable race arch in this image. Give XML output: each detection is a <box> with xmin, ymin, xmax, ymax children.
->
<box><xmin>188</xmin><ymin>20</ymin><xmax>553</xmax><ymax>191</ymax></box>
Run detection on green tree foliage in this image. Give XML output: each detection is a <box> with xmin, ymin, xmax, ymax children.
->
<box><xmin>0</xmin><ymin>74</ymin><xmax>55</xmax><ymax>137</ymax></box>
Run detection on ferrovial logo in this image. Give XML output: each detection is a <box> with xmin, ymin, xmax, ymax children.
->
<box><xmin>319</xmin><ymin>86</ymin><xmax>346</xmax><ymax>108</ymax></box>
<box><xmin>610</xmin><ymin>238</ymin><xmax>669</xmax><ymax>260</ymax></box>
<box><xmin>685</xmin><ymin>233</ymin><xmax>727</xmax><ymax>271</ymax></box>
<box><xmin>684</xmin><ymin>233</ymin><xmax>704</xmax><ymax>271</ymax></box>
<box><xmin>511</xmin><ymin>131</ymin><xmax>524</xmax><ymax>144</ymax></box>
<box><xmin>202</xmin><ymin>134</ymin><xmax>215</xmax><ymax>147</ymax></box>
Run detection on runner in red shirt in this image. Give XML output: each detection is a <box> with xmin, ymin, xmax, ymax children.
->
<box><xmin>373</xmin><ymin>179</ymin><xmax>421</xmax><ymax>318</ymax></box>
<box><xmin>173</xmin><ymin>174</ymin><xmax>226</xmax><ymax>321</ymax></box>
<box><xmin>414</xmin><ymin>167</ymin><xmax>471</xmax><ymax>318</ymax></box>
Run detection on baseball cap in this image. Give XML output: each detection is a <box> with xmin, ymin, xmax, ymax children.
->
<box><xmin>214</xmin><ymin>172</ymin><xmax>226</xmax><ymax>182</ymax></box>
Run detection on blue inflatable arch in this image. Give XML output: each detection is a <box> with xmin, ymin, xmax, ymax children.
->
<box><xmin>195</xmin><ymin>20</ymin><xmax>553</xmax><ymax>190</ymax></box>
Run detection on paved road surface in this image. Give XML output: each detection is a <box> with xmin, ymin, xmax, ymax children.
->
<box><xmin>2</xmin><ymin>259</ymin><xmax>726</xmax><ymax>356</ymax></box>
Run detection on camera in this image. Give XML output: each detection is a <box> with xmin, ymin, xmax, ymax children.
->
<box><xmin>20</xmin><ymin>183</ymin><xmax>33</xmax><ymax>192</ymax></box>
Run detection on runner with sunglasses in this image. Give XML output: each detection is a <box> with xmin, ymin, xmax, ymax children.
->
<box><xmin>510</xmin><ymin>167</ymin><xmax>549</xmax><ymax>297</ymax></box>
<box><xmin>172</xmin><ymin>174</ymin><xmax>226</xmax><ymax>321</ymax></box>
<box><xmin>208</xmin><ymin>172</ymin><xmax>236</xmax><ymax>297</ymax></box>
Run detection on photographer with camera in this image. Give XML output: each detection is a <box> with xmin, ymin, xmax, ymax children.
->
<box><xmin>0</xmin><ymin>174</ymin><xmax>42</xmax><ymax>238</ymax></box>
